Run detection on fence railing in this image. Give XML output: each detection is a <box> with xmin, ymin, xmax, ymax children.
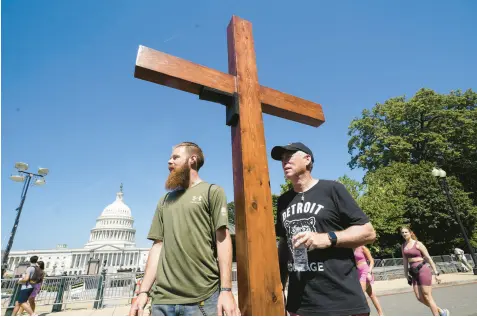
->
<box><xmin>1</xmin><ymin>272</ymin><xmax>137</xmax><ymax>315</ymax></box>
<box><xmin>370</xmin><ymin>254</ymin><xmax>474</xmax><ymax>281</ymax></box>
<box><xmin>1</xmin><ymin>254</ymin><xmax>473</xmax><ymax>314</ymax></box>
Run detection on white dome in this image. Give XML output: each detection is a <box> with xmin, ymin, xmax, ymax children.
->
<box><xmin>101</xmin><ymin>191</ymin><xmax>132</xmax><ymax>217</ymax></box>
<box><xmin>84</xmin><ymin>184</ymin><xmax>136</xmax><ymax>249</ymax></box>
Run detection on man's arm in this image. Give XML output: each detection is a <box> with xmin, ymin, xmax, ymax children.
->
<box><xmin>138</xmin><ymin>240</ymin><xmax>162</xmax><ymax>293</ymax></box>
<box><xmin>293</xmin><ymin>223</ymin><xmax>376</xmax><ymax>250</ymax></box>
<box><xmin>216</xmin><ymin>227</ymin><xmax>240</xmax><ymax>316</ymax></box>
<box><xmin>216</xmin><ymin>227</ymin><xmax>233</xmax><ymax>289</ymax></box>
<box><xmin>335</xmin><ymin>222</ymin><xmax>376</xmax><ymax>248</ymax></box>
<box><xmin>130</xmin><ymin>240</ymin><xmax>162</xmax><ymax>316</ymax></box>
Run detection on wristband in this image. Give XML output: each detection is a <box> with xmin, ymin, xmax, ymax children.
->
<box><xmin>220</xmin><ymin>288</ymin><xmax>232</xmax><ymax>292</ymax></box>
<box><xmin>327</xmin><ymin>232</ymin><xmax>337</xmax><ymax>247</ymax></box>
<box><xmin>138</xmin><ymin>290</ymin><xmax>149</xmax><ymax>295</ymax></box>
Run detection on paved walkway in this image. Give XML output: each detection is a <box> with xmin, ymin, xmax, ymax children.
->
<box><xmin>37</xmin><ymin>272</ymin><xmax>477</xmax><ymax>316</ymax></box>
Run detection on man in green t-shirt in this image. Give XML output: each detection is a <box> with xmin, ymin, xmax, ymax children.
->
<box><xmin>129</xmin><ymin>142</ymin><xmax>240</xmax><ymax>316</ymax></box>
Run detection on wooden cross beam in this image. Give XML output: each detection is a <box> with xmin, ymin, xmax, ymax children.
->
<box><xmin>134</xmin><ymin>15</ymin><xmax>325</xmax><ymax>316</ymax></box>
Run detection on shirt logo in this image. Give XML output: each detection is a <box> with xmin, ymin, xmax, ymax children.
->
<box><xmin>191</xmin><ymin>196</ymin><xmax>203</xmax><ymax>204</ymax></box>
<box><xmin>221</xmin><ymin>206</ymin><xmax>227</xmax><ymax>217</ymax></box>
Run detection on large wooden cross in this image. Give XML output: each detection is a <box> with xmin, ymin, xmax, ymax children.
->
<box><xmin>134</xmin><ymin>16</ymin><xmax>325</xmax><ymax>316</ymax></box>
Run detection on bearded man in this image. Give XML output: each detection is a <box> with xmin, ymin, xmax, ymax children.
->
<box><xmin>129</xmin><ymin>142</ymin><xmax>240</xmax><ymax>316</ymax></box>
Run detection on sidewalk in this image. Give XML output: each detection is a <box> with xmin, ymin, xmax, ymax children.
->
<box><xmin>41</xmin><ymin>273</ymin><xmax>477</xmax><ymax>316</ymax></box>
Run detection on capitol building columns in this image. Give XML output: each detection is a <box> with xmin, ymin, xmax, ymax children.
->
<box><xmin>6</xmin><ymin>185</ymin><xmax>149</xmax><ymax>276</ymax></box>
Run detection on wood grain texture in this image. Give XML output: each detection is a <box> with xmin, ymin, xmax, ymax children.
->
<box><xmin>260</xmin><ymin>86</ymin><xmax>325</xmax><ymax>127</ymax></box>
<box><xmin>134</xmin><ymin>45</ymin><xmax>324</xmax><ymax>127</ymax></box>
<box><xmin>228</xmin><ymin>15</ymin><xmax>285</xmax><ymax>316</ymax></box>
<box><xmin>133</xmin><ymin>15</ymin><xmax>326</xmax><ymax>316</ymax></box>
<box><xmin>134</xmin><ymin>46</ymin><xmax>235</xmax><ymax>95</ymax></box>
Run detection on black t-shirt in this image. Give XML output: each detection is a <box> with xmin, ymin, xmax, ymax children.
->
<box><xmin>275</xmin><ymin>180</ymin><xmax>370</xmax><ymax>316</ymax></box>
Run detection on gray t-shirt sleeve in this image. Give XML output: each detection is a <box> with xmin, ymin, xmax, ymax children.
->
<box><xmin>26</xmin><ymin>266</ymin><xmax>35</xmax><ymax>280</ymax></box>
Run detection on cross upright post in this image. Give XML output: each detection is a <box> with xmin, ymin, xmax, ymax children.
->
<box><xmin>134</xmin><ymin>15</ymin><xmax>325</xmax><ymax>315</ymax></box>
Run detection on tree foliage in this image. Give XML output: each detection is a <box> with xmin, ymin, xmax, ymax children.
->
<box><xmin>227</xmin><ymin>194</ymin><xmax>280</xmax><ymax>226</ymax></box>
<box><xmin>337</xmin><ymin>175</ymin><xmax>364</xmax><ymax>201</ymax></box>
<box><xmin>227</xmin><ymin>201</ymin><xmax>236</xmax><ymax>226</ymax></box>
<box><xmin>280</xmin><ymin>178</ymin><xmax>294</xmax><ymax>194</ymax></box>
<box><xmin>360</xmin><ymin>162</ymin><xmax>477</xmax><ymax>257</ymax></box>
<box><xmin>348</xmin><ymin>88</ymin><xmax>477</xmax><ymax>203</ymax></box>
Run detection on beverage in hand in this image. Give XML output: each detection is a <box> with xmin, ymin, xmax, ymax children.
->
<box><xmin>293</xmin><ymin>245</ymin><xmax>308</xmax><ymax>271</ymax></box>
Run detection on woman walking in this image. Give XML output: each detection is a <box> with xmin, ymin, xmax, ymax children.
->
<box><xmin>354</xmin><ymin>246</ymin><xmax>384</xmax><ymax>315</ymax></box>
<box><xmin>18</xmin><ymin>261</ymin><xmax>45</xmax><ymax>316</ymax></box>
<box><xmin>401</xmin><ymin>226</ymin><xmax>449</xmax><ymax>316</ymax></box>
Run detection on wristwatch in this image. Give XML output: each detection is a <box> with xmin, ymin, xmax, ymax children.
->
<box><xmin>220</xmin><ymin>287</ymin><xmax>232</xmax><ymax>292</ymax></box>
<box><xmin>327</xmin><ymin>232</ymin><xmax>337</xmax><ymax>247</ymax></box>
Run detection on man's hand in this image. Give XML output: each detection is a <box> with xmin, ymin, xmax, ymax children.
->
<box><xmin>217</xmin><ymin>291</ymin><xmax>240</xmax><ymax>316</ymax></box>
<box><xmin>129</xmin><ymin>293</ymin><xmax>148</xmax><ymax>316</ymax></box>
<box><xmin>293</xmin><ymin>232</ymin><xmax>331</xmax><ymax>250</ymax></box>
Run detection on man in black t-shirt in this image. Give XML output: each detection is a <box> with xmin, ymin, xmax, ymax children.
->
<box><xmin>271</xmin><ymin>142</ymin><xmax>376</xmax><ymax>316</ymax></box>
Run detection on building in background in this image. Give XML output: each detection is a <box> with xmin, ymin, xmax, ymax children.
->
<box><xmin>5</xmin><ymin>185</ymin><xmax>149</xmax><ymax>276</ymax></box>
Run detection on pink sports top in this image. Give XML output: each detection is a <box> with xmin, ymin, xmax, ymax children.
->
<box><xmin>354</xmin><ymin>246</ymin><xmax>366</xmax><ymax>263</ymax></box>
<box><xmin>403</xmin><ymin>241</ymin><xmax>423</xmax><ymax>259</ymax></box>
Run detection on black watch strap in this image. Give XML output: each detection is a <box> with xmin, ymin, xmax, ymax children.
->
<box><xmin>327</xmin><ymin>231</ymin><xmax>337</xmax><ymax>247</ymax></box>
<box><xmin>220</xmin><ymin>287</ymin><xmax>232</xmax><ymax>292</ymax></box>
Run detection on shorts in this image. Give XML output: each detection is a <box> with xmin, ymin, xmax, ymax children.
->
<box><xmin>357</xmin><ymin>264</ymin><xmax>374</xmax><ymax>284</ymax></box>
<box><xmin>410</xmin><ymin>262</ymin><xmax>432</xmax><ymax>286</ymax></box>
<box><xmin>17</xmin><ymin>288</ymin><xmax>34</xmax><ymax>304</ymax></box>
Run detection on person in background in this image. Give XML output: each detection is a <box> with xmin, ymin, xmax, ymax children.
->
<box><xmin>401</xmin><ymin>226</ymin><xmax>449</xmax><ymax>316</ymax></box>
<box><xmin>354</xmin><ymin>246</ymin><xmax>384</xmax><ymax>315</ymax></box>
<box><xmin>12</xmin><ymin>256</ymin><xmax>40</xmax><ymax>316</ymax></box>
<box><xmin>18</xmin><ymin>261</ymin><xmax>45</xmax><ymax>316</ymax></box>
<box><xmin>454</xmin><ymin>247</ymin><xmax>472</xmax><ymax>272</ymax></box>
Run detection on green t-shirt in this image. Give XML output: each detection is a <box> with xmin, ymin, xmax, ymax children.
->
<box><xmin>147</xmin><ymin>182</ymin><xmax>229</xmax><ymax>304</ymax></box>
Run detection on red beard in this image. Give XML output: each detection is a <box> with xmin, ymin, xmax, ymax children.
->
<box><xmin>165</xmin><ymin>164</ymin><xmax>190</xmax><ymax>191</ymax></box>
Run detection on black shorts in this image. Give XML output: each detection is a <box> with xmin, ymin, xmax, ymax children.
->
<box><xmin>17</xmin><ymin>288</ymin><xmax>34</xmax><ymax>304</ymax></box>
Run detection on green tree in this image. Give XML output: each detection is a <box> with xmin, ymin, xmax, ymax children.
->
<box><xmin>227</xmin><ymin>195</ymin><xmax>280</xmax><ymax>226</ymax></box>
<box><xmin>227</xmin><ymin>201</ymin><xmax>235</xmax><ymax>226</ymax></box>
<box><xmin>360</xmin><ymin>161</ymin><xmax>477</xmax><ymax>257</ymax></box>
<box><xmin>337</xmin><ymin>175</ymin><xmax>364</xmax><ymax>201</ymax></box>
<box><xmin>348</xmin><ymin>88</ymin><xmax>477</xmax><ymax>203</ymax></box>
<box><xmin>280</xmin><ymin>178</ymin><xmax>293</xmax><ymax>194</ymax></box>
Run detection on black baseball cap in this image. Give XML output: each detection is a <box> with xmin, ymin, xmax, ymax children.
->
<box><xmin>271</xmin><ymin>142</ymin><xmax>314</xmax><ymax>162</ymax></box>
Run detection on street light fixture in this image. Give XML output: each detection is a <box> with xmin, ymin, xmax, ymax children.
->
<box><xmin>9</xmin><ymin>175</ymin><xmax>25</xmax><ymax>182</ymax></box>
<box><xmin>432</xmin><ymin>167</ymin><xmax>477</xmax><ymax>275</ymax></box>
<box><xmin>15</xmin><ymin>162</ymin><xmax>29</xmax><ymax>172</ymax></box>
<box><xmin>1</xmin><ymin>162</ymin><xmax>49</xmax><ymax>277</ymax></box>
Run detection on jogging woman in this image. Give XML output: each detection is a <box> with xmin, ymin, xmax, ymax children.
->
<box><xmin>401</xmin><ymin>227</ymin><xmax>449</xmax><ymax>316</ymax></box>
<box><xmin>354</xmin><ymin>246</ymin><xmax>384</xmax><ymax>315</ymax></box>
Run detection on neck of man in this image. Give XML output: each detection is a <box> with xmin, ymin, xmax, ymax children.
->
<box><xmin>187</xmin><ymin>170</ymin><xmax>202</xmax><ymax>189</ymax></box>
<box><xmin>291</xmin><ymin>172</ymin><xmax>317</xmax><ymax>193</ymax></box>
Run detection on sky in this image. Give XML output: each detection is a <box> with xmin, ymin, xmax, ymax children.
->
<box><xmin>2</xmin><ymin>0</ymin><xmax>476</xmax><ymax>250</ymax></box>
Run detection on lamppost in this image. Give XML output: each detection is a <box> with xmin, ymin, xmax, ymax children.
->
<box><xmin>432</xmin><ymin>167</ymin><xmax>477</xmax><ymax>275</ymax></box>
<box><xmin>1</xmin><ymin>162</ymin><xmax>49</xmax><ymax>277</ymax></box>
